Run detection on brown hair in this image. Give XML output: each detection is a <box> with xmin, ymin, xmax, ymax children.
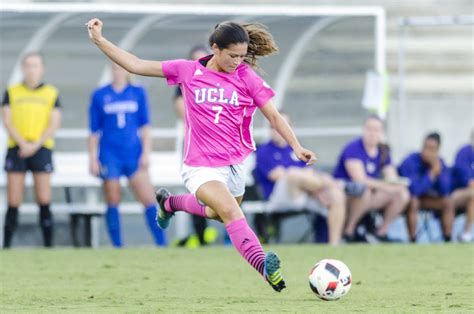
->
<box><xmin>209</xmin><ymin>21</ymin><xmax>278</xmax><ymax>68</ymax></box>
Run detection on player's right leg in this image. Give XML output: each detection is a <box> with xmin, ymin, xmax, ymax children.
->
<box><xmin>155</xmin><ymin>188</ymin><xmax>221</xmax><ymax>228</ymax></box>
<box><xmin>3</xmin><ymin>172</ymin><xmax>26</xmax><ymax>248</ymax></box>
<box><xmin>3</xmin><ymin>147</ymin><xmax>27</xmax><ymax>249</ymax></box>
<box><xmin>155</xmin><ymin>165</ymin><xmax>227</xmax><ymax>229</ymax></box>
<box><xmin>103</xmin><ymin>179</ymin><xmax>122</xmax><ymax>247</ymax></box>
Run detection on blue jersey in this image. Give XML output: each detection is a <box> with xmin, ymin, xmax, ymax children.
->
<box><xmin>333</xmin><ymin>137</ymin><xmax>391</xmax><ymax>181</ymax></box>
<box><xmin>254</xmin><ymin>140</ymin><xmax>306</xmax><ymax>200</ymax></box>
<box><xmin>89</xmin><ymin>84</ymin><xmax>150</xmax><ymax>161</ymax></box>
<box><xmin>398</xmin><ymin>152</ymin><xmax>451</xmax><ymax>197</ymax></box>
<box><xmin>452</xmin><ymin>144</ymin><xmax>474</xmax><ymax>189</ymax></box>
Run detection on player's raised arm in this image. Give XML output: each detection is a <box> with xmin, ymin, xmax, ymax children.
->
<box><xmin>86</xmin><ymin>18</ymin><xmax>165</xmax><ymax>77</ymax></box>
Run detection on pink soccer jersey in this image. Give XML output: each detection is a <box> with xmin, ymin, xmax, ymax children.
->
<box><xmin>162</xmin><ymin>56</ymin><xmax>275</xmax><ymax>167</ymax></box>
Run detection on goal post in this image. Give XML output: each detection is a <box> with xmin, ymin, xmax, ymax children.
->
<box><xmin>0</xmin><ymin>2</ymin><xmax>386</xmax><ymax>166</ymax></box>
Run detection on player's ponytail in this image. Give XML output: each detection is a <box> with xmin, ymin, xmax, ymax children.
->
<box><xmin>242</xmin><ymin>23</ymin><xmax>278</xmax><ymax>68</ymax></box>
<box><xmin>209</xmin><ymin>21</ymin><xmax>278</xmax><ymax>69</ymax></box>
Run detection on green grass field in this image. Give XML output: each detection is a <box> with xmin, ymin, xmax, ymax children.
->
<box><xmin>1</xmin><ymin>244</ymin><xmax>473</xmax><ymax>313</ymax></box>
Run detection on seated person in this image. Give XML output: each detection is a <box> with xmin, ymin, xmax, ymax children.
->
<box><xmin>451</xmin><ymin>131</ymin><xmax>474</xmax><ymax>243</ymax></box>
<box><xmin>398</xmin><ymin>132</ymin><xmax>454</xmax><ymax>243</ymax></box>
<box><xmin>254</xmin><ymin>113</ymin><xmax>346</xmax><ymax>245</ymax></box>
<box><xmin>333</xmin><ymin>115</ymin><xmax>409</xmax><ymax>242</ymax></box>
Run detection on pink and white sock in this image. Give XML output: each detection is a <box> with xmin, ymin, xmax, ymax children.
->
<box><xmin>164</xmin><ymin>194</ymin><xmax>207</xmax><ymax>218</ymax></box>
<box><xmin>226</xmin><ymin>218</ymin><xmax>265</xmax><ymax>276</ymax></box>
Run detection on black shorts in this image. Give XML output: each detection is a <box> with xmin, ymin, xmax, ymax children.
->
<box><xmin>4</xmin><ymin>147</ymin><xmax>54</xmax><ymax>173</ymax></box>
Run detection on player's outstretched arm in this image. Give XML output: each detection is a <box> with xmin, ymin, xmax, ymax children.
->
<box><xmin>260</xmin><ymin>100</ymin><xmax>317</xmax><ymax>165</ymax></box>
<box><xmin>86</xmin><ymin>18</ymin><xmax>165</xmax><ymax>77</ymax></box>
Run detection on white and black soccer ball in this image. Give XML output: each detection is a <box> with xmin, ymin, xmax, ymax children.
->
<box><xmin>308</xmin><ymin>259</ymin><xmax>352</xmax><ymax>301</ymax></box>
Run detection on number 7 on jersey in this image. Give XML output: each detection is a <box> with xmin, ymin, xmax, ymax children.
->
<box><xmin>212</xmin><ymin>105</ymin><xmax>223</xmax><ymax>124</ymax></box>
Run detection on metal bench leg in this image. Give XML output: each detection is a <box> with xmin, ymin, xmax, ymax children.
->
<box><xmin>91</xmin><ymin>215</ymin><xmax>100</xmax><ymax>248</ymax></box>
<box><xmin>69</xmin><ymin>214</ymin><xmax>81</xmax><ymax>247</ymax></box>
<box><xmin>84</xmin><ymin>215</ymin><xmax>92</xmax><ymax>247</ymax></box>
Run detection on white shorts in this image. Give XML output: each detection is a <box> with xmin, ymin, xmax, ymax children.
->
<box><xmin>266</xmin><ymin>177</ymin><xmax>328</xmax><ymax>216</ymax></box>
<box><xmin>181</xmin><ymin>163</ymin><xmax>246</xmax><ymax>198</ymax></box>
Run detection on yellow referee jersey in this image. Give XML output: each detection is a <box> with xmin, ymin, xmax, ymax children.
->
<box><xmin>2</xmin><ymin>83</ymin><xmax>61</xmax><ymax>149</ymax></box>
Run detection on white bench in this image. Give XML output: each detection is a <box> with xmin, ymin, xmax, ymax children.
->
<box><xmin>0</xmin><ymin>151</ymin><xmax>263</xmax><ymax>247</ymax></box>
<box><xmin>0</xmin><ymin>151</ymin><xmax>184</xmax><ymax>247</ymax></box>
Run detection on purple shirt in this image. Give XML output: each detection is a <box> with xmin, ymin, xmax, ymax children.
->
<box><xmin>162</xmin><ymin>56</ymin><xmax>275</xmax><ymax>167</ymax></box>
<box><xmin>398</xmin><ymin>152</ymin><xmax>451</xmax><ymax>197</ymax></box>
<box><xmin>333</xmin><ymin>137</ymin><xmax>391</xmax><ymax>181</ymax></box>
<box><xmin>254</xmin><ymin>140</ymin><xmax>306</xmax><ymax>200</ymax></box>
<box><xmin>452</xmin><ymin>144</ymin><xmax>474</xmax><ymax>189</ymax></box>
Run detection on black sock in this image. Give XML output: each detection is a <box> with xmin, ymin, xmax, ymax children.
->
<box><xmin>39</xmin><ymin>204</ymin><xmax>53</xmax><ymax>247</ymax></box>
<box><xmin>3</xmin><ymin>206</ymin><xmax>19</xmax><ymax>248</ymax></box>
<box><xmin>192</xmin><ymin>216</ymin><xmax>207</xmax><ymax>245</ymax></box>
<box><xmin>443</xmin><ymin>235</ymin><xmax>451</xmax><ymax>242</ymax></box>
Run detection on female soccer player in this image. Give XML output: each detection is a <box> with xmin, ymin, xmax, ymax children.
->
<box><xmin>88</xmin><ymin>62</ymin><xmax>166</xmax><ymax>247</ymax></box>
<box><xmin>86</xmin><ymin>18</ymin><xmax>316</xmax><ymax>292</ymax></box>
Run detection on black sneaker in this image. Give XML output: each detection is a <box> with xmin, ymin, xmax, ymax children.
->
<box><xmin>343</xmin><ymin>233</ymin><xmax>357</xmax><ymax>243</ymax></box>
<box><xmin>364</xmin><ymin>232</ymin><xmax>391</xmax><ymax>244</ymax></box>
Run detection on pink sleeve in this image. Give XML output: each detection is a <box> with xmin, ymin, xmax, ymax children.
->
<box><xmin>161</xmin><ymin>59</ymin><xmax>195</xmax><ymax>85</ymax></box>
<box><xmin>245</xmin><ymin>69</ymin><xmax>275</xmax><ymax>108</ymax></box>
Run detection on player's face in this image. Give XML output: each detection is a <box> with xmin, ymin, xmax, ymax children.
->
<box><xmin>363</xmin><ymin>118</ymin><xmax>384</xmax><ymax>147</ymax></box>
<box><xmin>22</xmin><ymin>55</ymin><xmax>44</xmax><ymax>86</ymax></box>
<box><xmin>214</xmin><ymin>42</ymin><xmax>248</xmax><ymax>73</ymax></box>
<box><xmin>421</xmin><ymin>139</ymin><xmax>439</xmax><ymax>162</ymax></box>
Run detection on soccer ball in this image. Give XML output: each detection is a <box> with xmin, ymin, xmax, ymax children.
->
<box><xmin>308</xmin><ymin>259</ymin><xmax>352</xmax><ymax>301</ymax></box>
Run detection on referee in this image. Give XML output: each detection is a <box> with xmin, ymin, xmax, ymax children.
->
<box><xmin>2</xmin><ymin>52</ymin><xmax>61</xmax><ymax>248</ymax></box>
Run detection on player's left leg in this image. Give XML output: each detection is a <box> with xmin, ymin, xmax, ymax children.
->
<box><xmin>31</xmin><ymin>147</ymin><xmax>54</xmax><ymax>247</ymax></box>
<box><xmin>4</xmin><ymin>172</ymin><xmax>26</xmax><ymax>248</ymax></box>
<box><xmin>32</xmin><ymin>172</ymin><xmax>53</xmax><ymax>247</ymax></box>
<box><xmin>128</xmin><ymin>169</ymin><xmax>167</xmax><ymax>246</ymax></box>
<box><xmin>196</xmin><ymin>181</ymin><xmax>286</xmax><ymax>292</ymax></box>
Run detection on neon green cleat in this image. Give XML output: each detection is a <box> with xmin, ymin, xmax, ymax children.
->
<box><xmin>264</xmin><ymin>252</ymin><xmax>286</xmax><ymax>292</ymax></box>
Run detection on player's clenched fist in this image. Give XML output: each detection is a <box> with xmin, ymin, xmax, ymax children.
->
<box><xmin>294</xmin><ymin>146</ymin><xmax>317</xmax><ymax>165</ymax></box>
<box><xmin>85</xmin><ymin>18</ymin><xmax>103</xmax><ymax>44</ymax></box>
